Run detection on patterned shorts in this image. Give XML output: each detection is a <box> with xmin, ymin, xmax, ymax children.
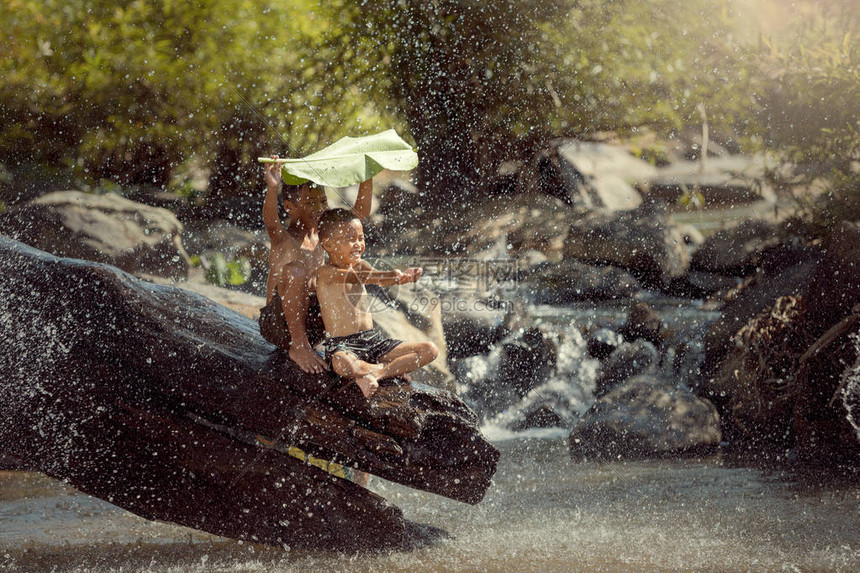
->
<box><xmin>322</xmin><ymin>328</ymin><xmax>402</xmax><ymax>365</ymax></box>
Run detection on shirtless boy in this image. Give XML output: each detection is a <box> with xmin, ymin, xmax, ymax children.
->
<box><xmin>316</xmin><ymin>208</ymin><xmax>438</xmax><ymax>398</ymax></box>
<box><xmin>259</xmin><ymin>157</ymin><xmax>372</xmax><ymax>374</ymax></box>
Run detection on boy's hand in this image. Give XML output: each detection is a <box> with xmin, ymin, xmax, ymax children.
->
<box><xmin>398</xmin><ymin>267</ymin><xmax>423</xmax><ymax>284</ymax></box>
<box><xmin>265</xmin><ymin>155</ymin><xmax>282</xmax><ymax>193</ymax></box>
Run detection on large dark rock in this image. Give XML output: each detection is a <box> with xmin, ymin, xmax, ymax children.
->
<box><xmin>521</xmin><ymin>259</ymin><xmax>640</xmax><ymax>303</ymax></box>
<box><xmin>0</xmin><ymin>237</ymin><xmax>498</xmax><ymax>551</ymax></box>
<box><xmin>497</xmin><ymin>327</ymin><xmax>558</xmax><ymax>398</ymax></box>
<box><xmin>0</xmin><ymin>190</ymin><xmax>190</xmax><ymax>278</ymax></box>
<box><xmin>441</xmin><ymin>296</ymin><xmax>511</xmax><ymax>359</ymax></box>
<box><xmin>562</xmin><ymin>201</ymin><xmax>690</xmax><ymax>289</ymax></box>
<box><xmin>792</xmin><ymin>306</ymin><xmax>860</xmax><ymax>463</ymax></box>
<box><xmin>594</xmin><ymin>339</ymin><xmax>659</xmax><ymax>398</ymax></box>
<box><xmin>703</xmin><ymin>295</ymin><xmax>808</xmax><ymax>450</ymax></box>
<box><xmin>803</xmin><ymin>222</ymin><xmax>860</xmax><ymax>336</ymax></box>
<box><xmin>462</xmin><ymin>327</ymin><xmax>559</xmax><ymax>419</ymax></box>
<box><xmin>511</xmin><ymin>404</ymin><xmax>567</xmax><ymax>432</ymax></box>
<box><xmin>691</xmin><ymin>219</ymin><xmax>781</xmax><ymax>276</ymax></box>
<box><xmin>586</xmin><ymin>328</ymin><xmax>624</xmax><ymax>361</ymax></box>
<box><xmin>667</xmin><ymin>269</ymin><xmax>741</xmax><ymax>299</ymax></box>
<box><xmin>569</xmin><ymin>374</ymin><xmax>722</xmax><ymax>460</ymax></box>
<box><xmin>618</xmin><ymin>302</ymin><xmax>667</xmax><ymax>347</ymax></box>
<box><xmin>698</xmin><ymin>223</ymin><xmax>860</xmax><ymax>461</ymax></box>
<box><xmin>701</xmin><ymin>248</ymin><xmax>821</xmax><ymax>380</ymax></box>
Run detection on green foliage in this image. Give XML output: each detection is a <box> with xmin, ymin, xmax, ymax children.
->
<box><xmin>678</xmin><ymin>185</ymin><xmax>706</xmax><ymax>210</ymax></box>
<box><xmin>757</xmin><ymin>1</ymin><xmax>860</xmax><ymax>234</ymax></box>
<box><xmin>334</xmin><ymin>0</ymin><xmax>575</xmax><ymax>198</ymax></box>
<box><xmin>204</xmin><ymin>253</ymin><xmax>251</xmax><ymax>287</ymax></box>
<box><xmin>545</xmin><ymin>0</ymin><xmax>757</xmax><ymax>137</ymax></box>
<box><xmin>4</xmin><ymin>0</ymin><xmax>851</xmax><ymax>225</ymax></box>
<box><xmin>334</xmin><ymin>0</ymin><xmax>758</xmax><ymax>205</ymax></box>
<box><xmin>0</xmin><ymin>0</ymin><xmax>389</xmax><ymax>203</ymax></box>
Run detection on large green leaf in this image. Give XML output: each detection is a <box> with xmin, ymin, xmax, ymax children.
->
<box><xmin>259</xmin><ymin>129</ymin><xmax>418</xmax><ymax>187</ymax></box>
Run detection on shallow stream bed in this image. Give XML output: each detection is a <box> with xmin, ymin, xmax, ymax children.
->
<box><xmin>2</xmin><ymin>437</ymin><xmax>859</xmax><ymax>572</ymax></box>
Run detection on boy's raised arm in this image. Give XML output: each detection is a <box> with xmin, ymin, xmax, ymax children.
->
<box><xmin>262</xmin><ymin>157</ymin><xmax>289</xmax><ymax>240</ymax></box>
<box><xmin>320</xmin><ymin>261</ymin><xmax>421</xmax><ymax>287</ymax></box>
<box><xmin>351</xmin><ymin>178</ymin><xmax>373</xmax><ymax>221</ymax></box>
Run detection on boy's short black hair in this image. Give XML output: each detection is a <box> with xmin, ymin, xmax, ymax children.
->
<box><xmin>282</xmin><ymin>183</ymin><xmax>305</xmax><ymax>203</ymax></box>
<box><xmin>318</xmin><ymin>208</ymin><xmax>359</xmax><ymax>240</ymax></box>
<box><xmin>279</xmin><ymin>182</ymin><xmax>322</xmax><ymax>221</ymax></box>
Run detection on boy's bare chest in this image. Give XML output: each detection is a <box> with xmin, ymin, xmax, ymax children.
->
<box><xmin>270</xmin><ymin>238</ymin><xmax>324</xmax><ymax>271</ymax></box>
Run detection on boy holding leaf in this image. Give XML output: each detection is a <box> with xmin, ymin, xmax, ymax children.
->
<box><xmin>258</xmin><ymin>130</ymin><xmax>419</xmax><ymax>375</ymax></box>
<box><xmin>259</xmin><ymin>159</ymin><xmax>372</xmax><ymax>374</ymax></box>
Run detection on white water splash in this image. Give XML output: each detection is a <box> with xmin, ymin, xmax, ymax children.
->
<box><xmin>841</xmin><ymin>333</ymin><xmax>860</xmax><ymax>442</ymax></box>
<box><xmin>460</xmin><ymin>321</ymin><xmax>601</xmax><ymax>435</ymax></box>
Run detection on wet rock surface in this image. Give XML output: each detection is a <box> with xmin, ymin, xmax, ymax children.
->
<box><xmin>0</xmin><ymin>237</ymin><xmax>498</xmax><ymax>551</ymax></box>
<box><xmin>691</xmin><ymin>219</ymin><xmax>782</xmax><ymax>276</ymax></box>
<box><xmin>594</xmin><ymin>339</ymin><xmax>660</xmax><ymax>398</ymax></box>
<box><xmin>562</xmin><ymin>200</ymin><xmax>690</xmax><ymax>289</ymax></box>
<box><xmin>441</xmin><ymin>296</ymin><xmax>511</xmax><ymax>359</ymax></box>
<box><xmin>586</xmin><ymin>328</ymin><xmax>624</xmax><ymax>361</ymax></box>
<box><xmin>497</xmin><ymin>327</ymin><xmax>559</xmax><ymax>398</ymax></box>
<box><xmin>0</xmin><ymin>190</ymin><xmax>190</xmax><ymax>278</ymax></box>
<box><xmin>618</xmin><ymin>302</ymin><xmax>668</xmax><ymax>347</ymax></box>
<box><xmin>521</xmin><ymin>259</ymin><xmax>640</xmax><ymax>303</ymax></box>
<box><xmin>569</xmin><ymin>374</ymin><xmax>722</xmax><ymax>460</ymax></box>
<box><xmin>699</xmin><ymin>223</ymin><xmax>860</xmax><ymax>461</ymax></box>
<box><xmin>702</xmin><ymin>249</ymin><xmax>822</xmax><ymax>378</ymax></box>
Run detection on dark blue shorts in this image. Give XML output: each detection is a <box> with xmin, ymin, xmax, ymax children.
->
<box><xmin>322</xmin><ymin>328</ymin><xmax>402</xmax><ymax>365</ymax></box>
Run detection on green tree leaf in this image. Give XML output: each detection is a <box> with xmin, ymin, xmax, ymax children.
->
<box><xmin>260</xmin><ymin>130</ymin><xmax>418</xmax><ymax>187</ymax></box>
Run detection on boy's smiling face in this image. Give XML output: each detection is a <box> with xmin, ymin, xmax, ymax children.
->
<box><xmin>321</xmin><ymin>218</ymin><xmax>365</xmax><ymax>267</ymax></box>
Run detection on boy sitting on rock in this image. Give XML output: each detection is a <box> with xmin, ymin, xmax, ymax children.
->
<box><xmin>316</xmin><ymin>208</ymin><xmax>438</xmax><ymax>398</ymax></box>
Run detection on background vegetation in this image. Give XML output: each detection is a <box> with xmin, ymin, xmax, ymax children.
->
<box><xmin>0</xmin><ymin>0</ymin><xmax>856</xmax><ymax>229</ymax></box>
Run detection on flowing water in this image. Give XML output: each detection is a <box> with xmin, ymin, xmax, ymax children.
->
<box><xmin>2</xmin><ymin>440</ymin><xmax>860</xmax><ymax>572</ymax></box>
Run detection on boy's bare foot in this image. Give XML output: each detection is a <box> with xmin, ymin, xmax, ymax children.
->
<box><xmin>355</xmin><ymin>373</ymin><xmax>379</xmax><ymax>398</ymax></box>
<box><xmin>289</xmin><ymin>343</ymin><xmax>327</xmax><ymax>374</ymax></box>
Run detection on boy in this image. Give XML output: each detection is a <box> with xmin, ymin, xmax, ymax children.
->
<box><xmin>316</xmin><ymin>208</ymin><xmax>438</xmax><ymax>398</ymax></box>
<box><xmin>259</xmin><ymin>157</ymin><xmax>372</xmax><ymax>374</ymax></box>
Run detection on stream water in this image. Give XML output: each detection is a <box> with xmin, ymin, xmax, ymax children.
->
<box><xmin>2</xmin><ymin>439</ymin><xmax>860</xmax><ymax>572</ymax></box>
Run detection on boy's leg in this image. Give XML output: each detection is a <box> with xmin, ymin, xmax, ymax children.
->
<box><xmin>278</xmin><ymin>262</ymin><xmax>327</xmax><ymax>374</ymax></box>
<box><xmin>331</xmin><ymin>350</ymin><xmax>381</xmax><ymax>398</ymax></box>
<box><xmin>330</xmin><ymin>350</ymin><xmax>375</xmax><ymax>487</ymax></box>
<box><xmin>375</xmin><ymin>341</ymin><xmax>439</xmax><ymax>381</ymax></box>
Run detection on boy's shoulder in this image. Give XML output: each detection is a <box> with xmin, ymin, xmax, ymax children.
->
<box><xmin>267</xmin><ymin>226</ymin><xmax>300</xmax><ymax>254</ymax></box>
<box><xmin>316</xmin><ymin>262</ymin><xmax>341</xmax><ymax>284</ymax></box>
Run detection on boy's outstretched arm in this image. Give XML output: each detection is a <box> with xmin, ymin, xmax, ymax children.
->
<box><xmin>355</xmin><ymin>260</ymin><xmax>423</xmax><ymax>286</ymax></box>
<box><xmin>351</xmin><ymin>178</ymin><xmax>373</xmax><ymax>221</ymax></box>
